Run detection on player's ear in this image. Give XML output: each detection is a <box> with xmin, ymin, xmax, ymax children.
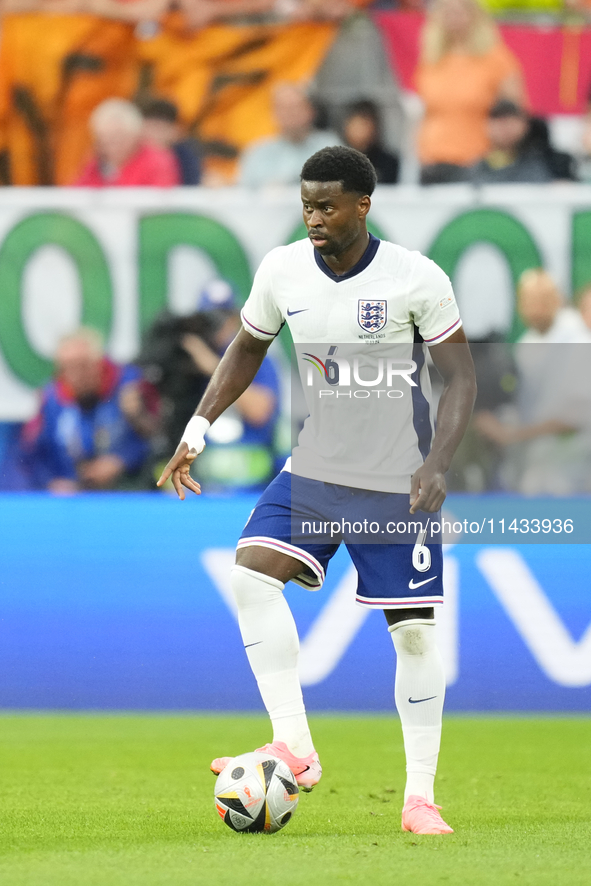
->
<box><xmin>358</xmin><ymin>195</ymin><xmax>371</xmax><ymax>219</ymax></box>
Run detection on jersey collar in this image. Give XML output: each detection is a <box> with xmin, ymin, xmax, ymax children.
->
<box><xmin>313</xmin><ymin>232</ymin><xmax>380</xmax><ymax>283</ymax></box>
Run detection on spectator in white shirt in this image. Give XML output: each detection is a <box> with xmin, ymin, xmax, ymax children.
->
<box><xmin>475</xmin><ymin>269</ymin><xmax>591</xmax><ymax>494</ymax></box>
<box><xmin>239</xmin><ymin>83</ymin><xmax>340</xmax><ymax>188</ymax></box>
<box><xmin>516</xmin><ymin>268</ymin><xmax>590</xmax><ymax>344</ymax></box>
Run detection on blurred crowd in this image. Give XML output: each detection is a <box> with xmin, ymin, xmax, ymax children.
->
<box><xmin>2</xmin><ymin>263</ymin><xmax>591</xmax><ymax>497</ymax></box>
<box><xmin>415</xmin><ymin>0</ymin><xmax>576</xmax><ymax>184</ymax></box>
<box><xmin>2</xmin><ymin>0</ymin><xmax>591</xmax><ymax>186</ymax></box>
<box><xmin>1</xmin><ymin>278</ymin><xmax>284</xmax><ymax>494</ymax></box>
<box><xmin>449</xmin><ymin>269</ymin><xmax>591</xmax><ymax>495</ymax></box>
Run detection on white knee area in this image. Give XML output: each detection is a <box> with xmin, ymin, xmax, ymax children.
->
<box><xmin>230</xmin><ymin>564</ymin><xmax>295</xmax><ymax>663</ymax></box>
<box><xmin>231</xmin><ymin>564</ymin><xmax>285</xmax><ymax>605</ymax></box>
<box><xmin>388</xmin><ymin>618</ymin><xmax>436</xmax><ymax>656</ymax></box>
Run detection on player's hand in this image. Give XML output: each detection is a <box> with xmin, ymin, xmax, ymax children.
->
<box><xmin>157</xmin><ymin>442</ymin><xmax>202</xmax><ymax>500</ymax></box>
<box><xmin>409</xmin><ymin>463</ymin><xmax>447</xmax><ymax>514</ymax></box>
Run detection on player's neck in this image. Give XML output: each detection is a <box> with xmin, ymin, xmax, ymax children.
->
<box><xmin>321</xmin><ymin>231</ymin><xmax>370</xmax><ymax>276</ymax></box>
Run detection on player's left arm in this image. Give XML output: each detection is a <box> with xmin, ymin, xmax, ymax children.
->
<box><xmin>409</xmin><ymin>327</ymin><xmax>476</xmax><ymax>514</ymax></box>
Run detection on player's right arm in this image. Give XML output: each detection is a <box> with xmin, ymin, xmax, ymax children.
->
<box><xmin>157</xmin><ymin>326</ymin><xmax>272</xmax><ymax>499</ymax></box>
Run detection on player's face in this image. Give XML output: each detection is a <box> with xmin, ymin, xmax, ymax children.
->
<box><xmin>301</xmin><ymin>181</ymin><xmax>369</xmax><ymax>257</ymax></box>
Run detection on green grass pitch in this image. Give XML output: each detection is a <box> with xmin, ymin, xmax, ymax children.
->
<box><xmin>1</xmin><ymin>714</ymin><xmax>590</xmax><ymax>886</ymax></box>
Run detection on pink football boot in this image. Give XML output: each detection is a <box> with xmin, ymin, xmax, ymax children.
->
<box><xmin>401</xmin><ymin>795</ymin><xmax>454</xmax><ymax>834</ymax></box>
<box><xmin>211</xmin><ymin>741</ymin><xmax>322</xmax><ymax>792</ymax></box>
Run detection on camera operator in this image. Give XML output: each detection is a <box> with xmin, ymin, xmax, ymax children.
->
<box><xmin>140</xmin><ymin>279</ymin><xmax>280</xmax><ymax>491</ymax></box>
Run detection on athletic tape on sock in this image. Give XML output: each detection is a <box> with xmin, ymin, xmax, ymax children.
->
<box><xmin>388</xmin><ymin>617</ymin><xmax>435</xmax><ymax>634</ymax></box>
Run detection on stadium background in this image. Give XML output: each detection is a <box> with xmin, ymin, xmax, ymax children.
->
<box><xmin>1</xmin><ymin>5</ymin><xmax>591</xmax><ymax>883</ymax></box>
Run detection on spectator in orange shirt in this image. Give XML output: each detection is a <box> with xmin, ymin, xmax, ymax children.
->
<box><xmin>415</xmin><ymin>0</ymin><xmax>525</xmax><ymax>183</ymax></box>
<box><xmin>75</xmin><ymin>98</ymin><xmax>180</xmax><ymax>186</ymax></box>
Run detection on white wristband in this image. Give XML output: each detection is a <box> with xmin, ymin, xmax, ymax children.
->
<box><xmin>181</xmin><ymin>415</ymin><xmax>211</xmax><ymax>454</ymax></box>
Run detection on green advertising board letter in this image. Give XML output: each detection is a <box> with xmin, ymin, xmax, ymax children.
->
<box><xmin>0</xmin><ymin>212</ymin><xmax>113</xmax><ymax>387</ymax></box>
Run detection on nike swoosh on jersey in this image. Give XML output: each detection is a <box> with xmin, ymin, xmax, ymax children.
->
<box><xmin>408</xmin><ymin>695</ymin><xmax>437</xmax><ymax>704</ymax></box>
<box><xmin>286</xmin><ymin>308</ymin><xmax>309</xmax><ymax>316</ymax></box>
<box><xmin>408</xmin><ymin>576</ymin><xmax>438</xmax><ymax>590</ymax></box>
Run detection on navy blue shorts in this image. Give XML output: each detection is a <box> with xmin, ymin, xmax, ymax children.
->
<box><xmin>237</xmin><ymin>472</ymin><xmax>443</xmax><ymax>609</ymax></box>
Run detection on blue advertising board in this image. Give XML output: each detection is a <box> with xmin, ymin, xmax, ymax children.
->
<box><xmin>0</xmin><ymin>493</ymin><xmax>590</xmax><ymax>711</ymax></box>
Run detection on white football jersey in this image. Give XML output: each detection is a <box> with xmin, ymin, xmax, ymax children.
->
<box><xmin>241</xmin><ymin>235</ymin><xmax>463</xmax><ymax>493</ymax></box>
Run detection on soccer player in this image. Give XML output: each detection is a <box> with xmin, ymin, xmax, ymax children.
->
<box><xmin>158</xmin><ymin>146</ymin><xmax>476</xmax><ymax>835</ymax></box>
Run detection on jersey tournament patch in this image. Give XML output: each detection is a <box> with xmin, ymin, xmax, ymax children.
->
<box><xmin>358</xmin><ymin>300</ymin><xmax>387</xmax><ymax>333</ymax></box>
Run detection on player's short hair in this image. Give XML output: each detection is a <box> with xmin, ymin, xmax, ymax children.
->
<box><xmin>300</xmin><ymin>146</ymin><xmax>377</xmax><ymax>196</ymax></box>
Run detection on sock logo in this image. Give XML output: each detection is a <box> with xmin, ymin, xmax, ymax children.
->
<box><xmin>408</xmin><ymin>695</ymin><xmax>437</xmax><ymax>704</ymax></box>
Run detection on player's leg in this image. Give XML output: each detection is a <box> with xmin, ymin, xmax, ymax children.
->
<box><xmin>212</xmin><ymin>472</ymin><xmax>335</xmax><ymax>790</ymax></box>
<box><xmin>212</xmin><ymin>546</ymin><xmax>323</xmax><ymax>789</ymax></box>
<box><xmin>385</xmin><ymin>606</ymin><xmax>445</xmax><ymax>807</ymax></box>
<box><xmin>384</xmin><ymin>606</ymin><xmax>452</xmax><ymax>833</ymax></box>
<box><xmin>347</xmin><ymin>535</ymin><xmax>452</xmax><ymax>834</ymax></box>
<box><xmin>233</xmin><ymin>545</ymin><xmax>314</xmax><ymax>758</ymax></box>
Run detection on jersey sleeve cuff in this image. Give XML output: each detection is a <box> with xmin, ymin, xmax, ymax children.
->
<box><xmin>423</xmin><ymin>317</ymin><xmax>462</xmax><ymax>345</ymax></box>
<box><xmin>241</xmin><ymin>309</ymin><xmax>281</xmax><ymax>341</ymax></box>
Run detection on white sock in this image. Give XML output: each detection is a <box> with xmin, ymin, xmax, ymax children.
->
<box><xmin>230</xmin><ymin>565</ymin><xmax>315</xmax><ymax>758</ymax></box>
<box><xmin>389</xmin><ymin>619</ymin><xmax>446</xmax><ymax>804</ymax></box>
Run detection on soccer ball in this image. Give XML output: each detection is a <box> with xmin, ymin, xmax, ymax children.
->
<box><xmin>214</xmin><ymin>752</ymin><xmax>299</xmax><ymax>833</ymax></box>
